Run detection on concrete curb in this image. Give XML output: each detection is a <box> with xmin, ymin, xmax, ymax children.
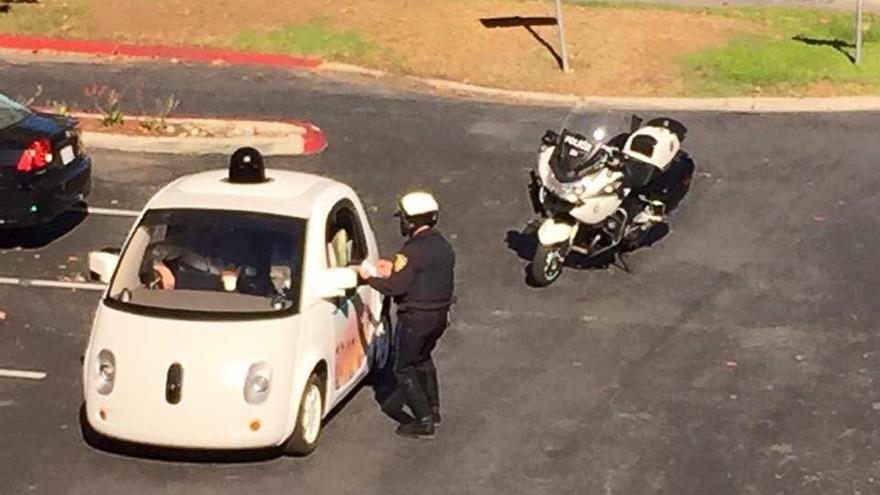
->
<box><xmin>405</xmin><ymin>76</ymin><xmax>880</xmax><ymax>112</ymax></box>
<box><xmin>62</xmin><ymin>112</ymin><xmax>327</xmax><ymax>156</ymax></box>
<box><xmin>322</xmin><ymin>65</ymin><xmax>880</xmax><ymax>113</ymax></box>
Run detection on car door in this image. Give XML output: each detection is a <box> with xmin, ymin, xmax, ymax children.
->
<box><xmin>323</xmin><ymin>199</ymin><xmax>379</xmax><ymax>400</ymax></box>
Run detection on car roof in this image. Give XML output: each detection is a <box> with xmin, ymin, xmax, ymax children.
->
<box><xmin>144</xmin><ymin>169</ymin><xmax>345</xmax><ymax>218</ymax></box>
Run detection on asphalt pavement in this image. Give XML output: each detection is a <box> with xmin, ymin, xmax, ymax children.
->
<box><xmin>0</xmin><ymin>59</ymin><xmax>879</xmax><ymax>495</ymax></box>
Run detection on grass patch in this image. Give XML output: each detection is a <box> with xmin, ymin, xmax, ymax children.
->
<box><xmin>562</xmin><ymin>2</ymin><xmax>880</xmax><ymax>94</ymax></box>
<box><xmin>680</xmin><ymin>7</ymin><xmax>880</xmax><ymax>95</ymax></box>
<box><xmin>0</xmin><ymin>0</ymin><xmax>89</xmax><ymax>37</ymax></box>
<box><xmin>563</xmin><ymin>0</ymin><xmax>695</xmax><ymax>12</ymax></box>
<box><xmin>234</xmin><ymin>22</ymin><xmax>373</xmax><ymax>60</ymax></box>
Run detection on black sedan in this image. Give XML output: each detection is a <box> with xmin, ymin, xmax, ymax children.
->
<box><xmin>0</xmin><ymin>92</ymin><xmax>91</xmax><ymax>228</ymax></box>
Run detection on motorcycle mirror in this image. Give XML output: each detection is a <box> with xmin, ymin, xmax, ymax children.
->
<box><xmin>630</xmin><ymin>114</ymin><xmax>643</xmax><ymax>133</ymax></box>
<box><xmin>592</xmin><ymin>127</ymin><xmax>606</xmax><ymax>142</ymax></box>
<box><xmin>541</xmin><ymin>129</ymin><xmax>559</xmax><ymax>146</ymax></box>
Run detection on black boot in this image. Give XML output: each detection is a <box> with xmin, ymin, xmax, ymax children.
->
<box><xmin>395</xmin><ymin>416</ymin><xmax>435</xmax><ymax>439</ymax></box>
<box><xmin>380</xmin><ymin>388</ymin><xmax>415</xmax><ymax>425</ymax></box>
<box><xmin>395</xmin><ymin>367</ymin><xmax>434</xmax><ymax>438</ymax></box>
<box><xmin>417</xmin><ymin>361</ymin><xmax>441</xmax><ymax>426</ymax></box>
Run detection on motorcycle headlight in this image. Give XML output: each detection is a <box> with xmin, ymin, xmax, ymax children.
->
<box><xmin>243</xmin><ymin>362</ymin><xmax>272</xmax><ymax>404</ymax></box>
<box><xmin>96</xmin><ymin>349</ymin><xmax>116</xmax><ymax>395</ymax></box>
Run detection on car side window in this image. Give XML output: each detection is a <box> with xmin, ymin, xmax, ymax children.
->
<box><xmin>325</xmin><ymin>201</ymin><xmax>368</xmax><ymax>268</ymax></box>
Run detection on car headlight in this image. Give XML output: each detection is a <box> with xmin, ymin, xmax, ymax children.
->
<box><xmin>96</xmin><ymin>349</ymin><xmax>116</xmax><ymax>395</ymax></box>
<box><xmin>244</xmin><ymin>362</ymin><xmax>272</xmax><ymax>404</ymax></box>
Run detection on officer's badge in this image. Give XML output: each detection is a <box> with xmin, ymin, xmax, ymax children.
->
<box><xmin>393</xmin><ymin>253</ymin><xmax>408</xmax><ymax>272</ymax></box>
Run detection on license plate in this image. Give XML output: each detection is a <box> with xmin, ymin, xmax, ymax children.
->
<box><xmin>60</xmin><ymin>145</ymin><xmax>75</xmax><ymax>165</ymax></box>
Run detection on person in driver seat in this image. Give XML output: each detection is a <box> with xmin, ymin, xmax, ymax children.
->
<box><xmin>144</xmin><ymin>227</ymin><xmax>258</xmax><ymax>292</ymax></box>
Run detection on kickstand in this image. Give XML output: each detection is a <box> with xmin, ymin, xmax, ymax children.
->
<box><xmin>613</xmin><ymin>251</ymin><xmax>632</xmax><ymax>273</ymax></box>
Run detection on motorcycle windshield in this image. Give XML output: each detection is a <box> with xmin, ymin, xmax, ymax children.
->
<box><xmin>550</xmin><ymin>106</ymin><xmax>631</xmax><ymax>182</ymax></box>
<box><xmin>551</xmin><ymin>130</ymin><xmax>605</xmax><ymax>182</ymax></box>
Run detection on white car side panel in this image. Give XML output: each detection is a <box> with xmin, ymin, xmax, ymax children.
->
<box><xmin>282</xmin><ymin>302</ymin><xmax>330</xmax><ymax>441</ymax></box>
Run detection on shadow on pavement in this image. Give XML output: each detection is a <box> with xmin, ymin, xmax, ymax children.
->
<box><xmin>0</xmin><ymin>207</ymin><xmax>88</xmax><ymax>249</ymax></box>
<box><xmin>0</xmin><ymin>0</ymin><xmax>40</xmax><ymax>14</ymax></box>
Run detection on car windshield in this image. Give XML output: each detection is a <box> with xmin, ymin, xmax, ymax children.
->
<box><xmin>0</xmin><ymin>93</ymin><xmax>31</xmax><ymax>130</ymax></box>
<box><xmin>107</xmin><ymin>209</ymin><xmax>307</xmax><ymax>316</ymax></box>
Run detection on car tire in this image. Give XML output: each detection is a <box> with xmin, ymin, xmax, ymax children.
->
<box><xmin>282</xmin><ymin>373</ymin><xmax>324</xmax><ymax>456</ymax></box>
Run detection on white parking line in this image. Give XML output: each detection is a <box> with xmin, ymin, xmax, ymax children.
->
<box><xmin>0</xmin><ymin>369</ymin><xmax>48</xmax><ymax>380</ymax></box>
<box><xmin>71</xmin><ymin>206</ymin><xmax>139</xmax><ymax>217</ymax></box>
<box><xmin>0</xmin><ymin>277</ymin><xmax>106</xmax><ymax>291</ymax></box>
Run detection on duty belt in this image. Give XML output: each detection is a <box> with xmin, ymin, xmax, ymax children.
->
<box><xmin>398</xmin><ymin>298</ymin><xmax>455</xmax><ymax>312</ymax></box>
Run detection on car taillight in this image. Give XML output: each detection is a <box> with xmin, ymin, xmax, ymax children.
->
<box><xmin>16</xmin><ymin>138</ymin><xmax>53</xmax><ymax>173</ymax></box>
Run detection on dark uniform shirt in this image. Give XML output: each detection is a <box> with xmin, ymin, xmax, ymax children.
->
<box><xmin>368</xmin><ymin>228</ymin><xmax>455</xmax><ymax>312</ymax></box>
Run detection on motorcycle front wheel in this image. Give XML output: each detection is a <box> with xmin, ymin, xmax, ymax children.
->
<box><xmin>530</xmin><ymin>244</ymin><xmax>565</xmax><ymax>287</ymax></box>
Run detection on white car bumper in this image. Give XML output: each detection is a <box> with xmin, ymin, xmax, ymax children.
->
<box><xmin>84</xmin><ymin>399</ymin><xmax>290</xmax><ymax>449</ymax></box>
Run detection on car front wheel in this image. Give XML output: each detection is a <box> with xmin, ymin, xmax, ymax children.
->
<box><xmin>282</xmin><ymin>373</ymin><xmax>324</xmax><ymax>456</ymax></box>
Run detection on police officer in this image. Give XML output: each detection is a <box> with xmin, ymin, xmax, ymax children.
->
<box><xmin>358</xmin><ymin>191</ymin><xmax>455</xmax><ymax>439</ymax></box>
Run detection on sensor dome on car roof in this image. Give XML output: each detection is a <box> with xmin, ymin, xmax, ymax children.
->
<box><xmin>228</xmin><ymin>147</ymin><xmax>267</xmax><ymax>184</ymax></box>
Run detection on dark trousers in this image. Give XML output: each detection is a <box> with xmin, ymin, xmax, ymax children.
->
<box><xmin>388</xmin><ymin>310</ymin><xmax>447</xmax><ymax>422</ymax></box>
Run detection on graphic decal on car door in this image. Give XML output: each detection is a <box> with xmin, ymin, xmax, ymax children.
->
<box><xmin>326</xmin><ymin>199</ymin><xmax>378</xmax><ymax>390</ymax></box>
<box><xmin>333</xmin><ymin>295</ymin><xmax>375</xmax><ymax>389</ymax></box>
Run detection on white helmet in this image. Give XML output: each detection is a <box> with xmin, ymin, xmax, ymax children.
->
<box><xmin>396</xmin><ymin>191</ymin><xmax>439</xmax><ymax>236</ymax></box>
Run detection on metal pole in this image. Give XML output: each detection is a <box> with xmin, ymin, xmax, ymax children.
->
<box><xmin>554</xmin><ymin>0</ymin><xmax>571</xmax><ymax>73</ymax></box>
<box><xmin>855</xmin><ymin>0</ymin><xmax>864</xmax><ymax>65</ymax></box>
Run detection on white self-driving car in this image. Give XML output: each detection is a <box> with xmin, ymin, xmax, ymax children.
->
<box><xmin>82</xmin><ymin>155</ymin><xmax>389</xmax><ymax>455</ymax></box>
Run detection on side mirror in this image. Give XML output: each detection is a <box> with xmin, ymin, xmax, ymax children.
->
<box><xmin>314</xmin><ymin>267</ymin><xmax>358</xmax><ymax>299</ymax></box>
<box><xmin>88</xmin><ymin>250</ymin><xmax>120</xmax><ymax>284</ymax></box>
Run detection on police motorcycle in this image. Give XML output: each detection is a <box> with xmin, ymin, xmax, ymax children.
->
<box><xmin>526</xmin><ymin>112</ymin><xmax>696</xmax><ymax>286</ymax></box>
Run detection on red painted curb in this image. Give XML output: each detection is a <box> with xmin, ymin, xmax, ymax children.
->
<box><xmin>293</xmin><ymin>120</ymin><xmax>328</xmax><ymax>155</ymax></box>
<box><xmin>0</xmin><ymin>34</ymin><xmax>322</xmax><ymax>70</ymax></box>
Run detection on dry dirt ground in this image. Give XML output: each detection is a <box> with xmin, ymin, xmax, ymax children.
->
<box><xmin>75</xmin><ymin>0</ymin><xmax>756</xmax><ymax>96</ymax></box>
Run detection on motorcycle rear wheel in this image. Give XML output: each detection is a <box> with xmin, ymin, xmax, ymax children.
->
<box><xmin>530</xmin><ymin>244</ymin><xmax>564</xmax><ymax>287</ymax></box>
